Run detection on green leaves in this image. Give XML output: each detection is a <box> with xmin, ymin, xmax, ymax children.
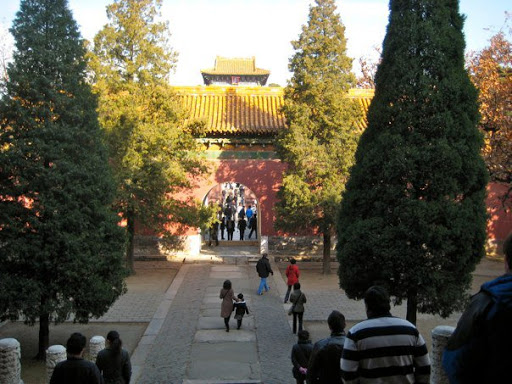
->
<box><xmin>276</xmin><ymin>0</ymin><xmax>362</xmax><ymax>272</ymax></box>
<box><xmin>0</xmin><ymin>0</ymin><xmax>127</xmax><ymax>356</ymax></box>
<box><xmin>88</xmin><ymin>0</ymin><xmax>208</xmax><ymax>270</ymax></box>
<box><xmin>337</xmin><ymin>0</ymin><xmax>488</xmax><ymax>323</ymax></box>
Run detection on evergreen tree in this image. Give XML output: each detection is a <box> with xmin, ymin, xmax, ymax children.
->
<box><xmin>337</xmin><ymin>0</ymin><xmax>488</xmax><ymax>324</ymax></box>
<box><xmin>88</xmin><ymin>0</ymin><xmax>208</xmax><ymax>272</ymax></box>
<box><xmin>0</xmin><ymin>0</ymin><xmax>126</xmax><ymax>359</ymax></box>
<box><xmin>275</xmin><ymin>0</ymin><xmax>362</xmax><ymax>274</ymax></box>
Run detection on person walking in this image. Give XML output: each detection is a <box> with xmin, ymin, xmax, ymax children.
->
<box><xmin>50</xmin><ymin>332</ymin><xmax>104</xmax><ymax>384</ymax></box>
<box><xmin>443</xmin><ymin>233</ymin><xmax>512</xmax><ymax>384</ymax></box>
<box><xmin>208</xmin><ymin>221</ymin><xmax>219</xmax><ymax>246</ymax></box>
<box><xmin>340</xmin><ymin>286</ymin><xmax>431</xmax><ymax>384</ymax></box>
<box><xmin>289</xmin><ymin>282</ymin><xmax>306</xmax><ymax>334</ymax></box>
<box><xmin>219</xmin><ymin>216</ymin><xmax>226</xmax><ymax>240</ymax></box>
<box><xmin>226</xmin><ymin>218</ymin><xmax>235</xmax><ymax>241</ymax></box>
<box><xmin>238</xmin><ymin>217</ymin><xmax>247</xmax><ymax>240</ymax></box>
<box><xmin>220</xmin><ymin>279</ymin><xmax>236</xmax><ymax>332</ymax></box>
<box><xmin>96</xmin><ymin>330</ymin><xmax>132</xmax><ymax>384</ymax></box>
<box><xmin>291</xmin><ymin>329</ymin><xmax>313</xmax><ymax>384</ymax></box>
<box><xmin>307</xmin><ymin>310</ymin><xmax>346</xmax><ymax>384</ymax></box>
<box><xmin>284</xmin><ymin>258</ymin><xmax>300</xmax><ymax>303</ymax></box>
<box><xmin>256</xmin><ymin>253</ymin><xmax>273</xmax><ymax>295</ymax></box>
<box><xmin>233</xmin><ymin>293</ymin><xmax>249</xmax><ymax>330</ymax></box>
<box><xmin>248</xmin><ymin>213</ymin><xmax>257</xmax><ymax>239</ymax></box>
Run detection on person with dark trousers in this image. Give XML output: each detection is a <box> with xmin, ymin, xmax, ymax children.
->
<box><xmin>238</xmin><ymin>218</ymin><xmax>247</xmax><ymax>240</ymax></box>
<box><xmin>248</xmin><ymin>213</ymin><xmax>257</xmax><ymax>239</ymax></box>
<box><xmin>208</xmin><ymin>221</ymin><xmax>219</xmax><ymax>246</ymax></box>
<box><xmin>289</xmin><ymin>282</ymin><xmax>306</xmax><ymax>334</ymax></box>
<box><xmin>256</xmin><ymin>253</ymin><xmax>273</xmax><ymax>295</ymax></box>
<box><xmin>233</xmin><ymin>293</ymin><xmax>249</xmax><ymax>329</ymax></box>
<box><xmin>96</xmin><ymin>330</ymin><xmax>132</xmax><ymax>384</ymax></box>
<box><xmin>443</xmin><ymin>233</ymin><xmax>512</xmax><ymax>384</ymax></box>
<box><xmin>307</xmin><ymin>310</ymin><xmax>346</xmax><ymax>384</ymax></box>
<box><xmin>219</xmin><ymin>216</ymin><xmax>226</xmax><ymax>240</ymax></box>
<box><xmin>284</xmin><ymin>258</ymin><xmax>300</xmax><ymax>303</ymax></box>
<box><xmin>226</xmin><ymin>218</ymin><xmax>235</xmax><ymax>240</ymax></box>
<box><xmin>50</xmin><ymin>332</ymin><xmax>104</xmax><ymax>384</ymax></box>
<box><xmin>291</xmin><ymin>330</ymin><xmax>313</xmax><ymax>384</ymax></box>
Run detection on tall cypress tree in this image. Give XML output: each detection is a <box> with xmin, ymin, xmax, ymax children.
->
<box><xmin>0</xmin><ymin>0</ymin><xmax>126</xmax><ymax>359</ymax></box>
<box><xmin>337</xmin><ymin>0</ymin><xmax>488</xmax><ymax>324</ymax></box>
<box><xmin>276</xmin><ymin>0</ymin><xmax>362</xmax><ymax>274</ymax></box>
<box><xmin>88</xmin><ymin>0</ymin><xmax>208</xmax><ymax>272</ymax></box>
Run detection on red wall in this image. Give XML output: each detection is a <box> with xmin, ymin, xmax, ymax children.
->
<box><xmin>193</xmin><ymin>159</ymin><xmax>287</xmax><ymax>237</ymax></box>
<box><xmin>487</xmin><ymin>182</ymin><xmax>512</xmax><ymax>242</ymax></box>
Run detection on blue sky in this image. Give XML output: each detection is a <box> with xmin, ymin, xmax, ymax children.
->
<box><xmin>0</xmin><ymin>0</ymin><xmax>510</xmax><ymax>85</ymax></box>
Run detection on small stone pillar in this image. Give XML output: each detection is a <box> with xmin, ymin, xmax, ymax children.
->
<box><xmin>46</xmin><ymin>345</ymin><xmax>66</xmax><ymax>383</ymax></box>
<box><xmin>0</xmin><ymin>338</ymin><xmax>23</xmax><ymax>384</ymax></box>
<box><xmin>431</xmin><ymin>325</ymin><xmax>455</xmax><ymax>384</ymax></box>
<box><xmin>260</xmin><ymin>236</ymin><xmax>269</xmax><ymax>255</ymax></box>
<box><xmin>88</xmin><ymin>336</ymin><xmax>105</xmax><ymax>362</ymax></box>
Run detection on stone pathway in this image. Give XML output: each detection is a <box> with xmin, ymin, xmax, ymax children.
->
<box><xmin>106</xmin><ymin>246</ymin><xmax>502</xmax><ymax>384</ymax></box>
<box><xmin>134</xmin><ymin>259</ymin><xmax>296</xmax><ymax>384</ymax></box>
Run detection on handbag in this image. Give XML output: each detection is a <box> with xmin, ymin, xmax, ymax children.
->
<box><xmin>288</xmin><ymin>293</ymin><xmax>303</xmax><ymax>315</ymax></box>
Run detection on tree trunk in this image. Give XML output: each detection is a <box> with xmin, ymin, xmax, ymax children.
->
<box><xmin>126</xmin><ymin>210</ymin><xmax>135</xmax><ymax>274</ymax></box>
<box><xmin>322</xmin><ymin>232</ymin><xmax>331</xmax><ymax>275</ymax></box>
<box><xmin>406</xmin><ymin>288</ymin><xmax>418</xmax><ymax>325</ymax></box>
<box><xmin>36</xmin><ymin>312</ymin><xmax>50</xmax><ymax>360</ymax></box>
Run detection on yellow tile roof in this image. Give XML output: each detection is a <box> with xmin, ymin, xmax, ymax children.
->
<box><xmin>174</xmin><ymin>86</ymin><xmax>374</xmax><ymax>136</ymax></box>
<box><xmin>201</xmin><ymin>56</ymin><xmax>270</xmax><ymax>76</ymax></box>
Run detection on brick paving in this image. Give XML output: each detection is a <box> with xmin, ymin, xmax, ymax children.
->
<box><xmin>90</xmin><ymin>247</ymin><xmax>502</xmax><ymax>384</ymax></box>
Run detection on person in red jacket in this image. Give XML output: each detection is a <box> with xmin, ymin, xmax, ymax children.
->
<box><xmin>284</xmin><ymin>258</ymin><xmax>300</xmax><ymax>303</ymax></box>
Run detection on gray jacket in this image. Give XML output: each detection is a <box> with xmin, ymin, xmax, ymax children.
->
<box><xmin>290</xmin><ymin>289</ymin><xmax>306</xmax><ymax>313</ymax></box>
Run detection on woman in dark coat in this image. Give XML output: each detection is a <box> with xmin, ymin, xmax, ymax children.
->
<box><xmin>220</xmin><ymin>279</ymin><xmax>236</xmax><ymax>332</ymax></box>
<box><xmin>291</xmin><ymin>330</ymin><xmax>313</xmax><ymax>384</ymax></box>
<box><xmin>96</xmin><ymin>330</ymin><xmax>132</xmax><ymax>384</ymax></box>
<box><xmin>289</xmin><ymin>282</ymin><xmax>307</xmax><ymax>334</ymax></box>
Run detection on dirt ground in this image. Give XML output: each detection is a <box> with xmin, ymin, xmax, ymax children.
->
<box><xmin>277</xmin><ymin>257</ymin><xmax>505</xmax><ymax>352</ymax></box>
<box><xmin>0</xmin><ymin>264</ymin><xmax>177</xmax><ymax>384</ymax></box>
<box><xmin>0</xmin><ymin>258</ymin><xmax>503</xmax><ymax>383</ymax></box>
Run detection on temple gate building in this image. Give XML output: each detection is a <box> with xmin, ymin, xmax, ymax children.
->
<box><xmin>138</xmin><ymin>57</ymin><xmax>510</xmax><ymax>258</ymax></box>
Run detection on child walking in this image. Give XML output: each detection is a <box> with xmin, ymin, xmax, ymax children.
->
<box><xmin>233</xmin><ymin>293</ymin><xmax>249</xmax><ymax>330</ymax></box>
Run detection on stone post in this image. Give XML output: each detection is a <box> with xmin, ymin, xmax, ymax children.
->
<box><xmin>0</xmin><ymin>338</ymin><xmax>23</xmax><ymax>384</ymax></box>
<box><xmin>260</xmin><ymin>235</ymin><xmax>269</xmax><ymax>255</ymax></box>
<box><xmin>46</xmin><ymin>345</ymin><xmax>66</xmax><ymax>383</ymax></box>
<box><xmin>431</xmin><ymin>325</ymin><xmax>455</xmax><ymax>384</ymax></box>
<box><xmin>88</xmin><ymin>336</ymin><xmax>105</xmax><ymax>362</ymax></box>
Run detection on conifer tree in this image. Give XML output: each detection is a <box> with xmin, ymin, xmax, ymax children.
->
<box><xmin>0</xmin><ymin>0</ymin><xmax>126</xmax><ymax>359</ymax></box>
<box><xmin>88</xmin><ymin>0</ymin><xmax>208</xmax><ymax>272</ymax></box>
<box><xmin>337</xmin><ymin>0</ymin><xmax>488</xmax><ymax>324</ymax></box>
<box><xmin>275</xmin><ymin>0</ymin><xmax>362</xmax><ymax>274</ymax></box>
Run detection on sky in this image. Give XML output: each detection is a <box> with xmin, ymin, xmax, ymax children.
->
<box><xmin>0</xmin><ymin>0</ymin><xmax>510</xmax><ymax>86</ymax></box>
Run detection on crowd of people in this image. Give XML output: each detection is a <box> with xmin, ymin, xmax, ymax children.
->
<box><xmin>50</xmin><ymin>233</ymin><xmax>512</xmax><ymax>384</ymax></box>
<box><xmin>208</xmin><ymin>182</ymin><xmax>258</xmax><ymax>246</ymax></box>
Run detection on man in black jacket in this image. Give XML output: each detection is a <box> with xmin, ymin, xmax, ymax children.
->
<box><xmin>50</xmin><ymin>333</ymin><xmax>104</xmax><ymax>384</ymax></box>
<box><xmin>256</xmin><ymin>253</ymin><xmax>273</xmax><ymax>295</ymax></box>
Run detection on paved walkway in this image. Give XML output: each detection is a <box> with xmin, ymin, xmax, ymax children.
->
<box><xmin>132</xmin><ymin>249</ymin><xmax>299</xmax><ymax>384</ymax></box>
<box><xmin>93</xmin><ymin>245</ymin><xmax>504</xmax><ymax>384</ymax></box>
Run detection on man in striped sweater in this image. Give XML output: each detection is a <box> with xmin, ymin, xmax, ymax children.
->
<box><xmin>340</xmin><ymin>286</ymin><xmax>431</xmax><ymax>383</ymax></box>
